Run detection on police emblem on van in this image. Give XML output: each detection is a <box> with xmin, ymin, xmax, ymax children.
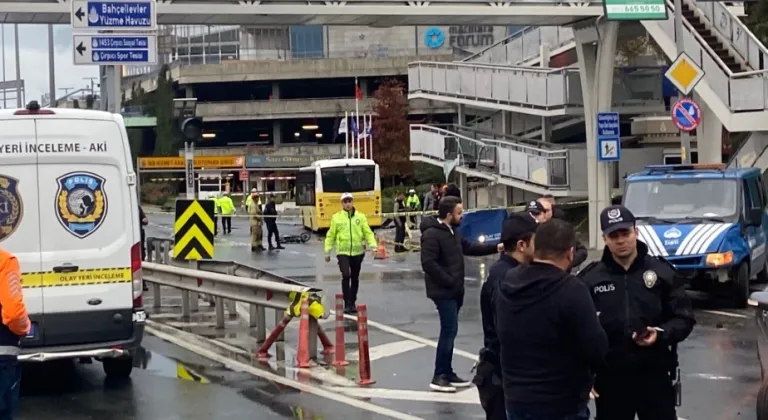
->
<box><xmin>663</xmin><ymin>227</ymin><xmax>682</xmax><ymax>239</ymax></box>
<box><xmin>55</xmin><ymin>172</ymin><xmax>107</xmax><ymax>238</ymax></box>
<box><xmin>0</xmin><ymin>175</ymin><xmax>23</xmax><ymax>243</ymax></box>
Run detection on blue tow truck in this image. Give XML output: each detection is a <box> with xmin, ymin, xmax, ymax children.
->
<box><xmin>623</xmin><ymin>164</ymin><xmax>768</xmax><ymax>307</ymax></box>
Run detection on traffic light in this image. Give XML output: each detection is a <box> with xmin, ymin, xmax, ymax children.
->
<box><xmin>180</xmin><ymin>117</ymin><xmax>203</xmax><ymax>142</ymax></box>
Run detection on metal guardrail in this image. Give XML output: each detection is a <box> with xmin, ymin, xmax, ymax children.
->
<box><xmin>409</xmin><ymin>124</ymin><xmax>569</xmax><ymax>188</ymax></box>
<box><xmin>463</xmin><ymin>26</ymin><xmax>575</xmax><ymax>65</ymax></box>
<box><xmin>142</xmin><ymin>237</ymin><xmax>327</xmax><ymax>353</ymax></box>
<box><xmin>407</xmin><ymin>61</ymin><xmax>665</xmax><ymax>111</ymax></box>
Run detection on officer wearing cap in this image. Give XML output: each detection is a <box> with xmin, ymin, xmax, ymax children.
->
<box><xmin>523</xmin><ymin>199</ymin><xmax>588</xmax><ymax>271</ymax></box>
<box><xmin>577</xmin><ymin>205</ymin><xmax>695</xmax><ymax>420</ymax></box>
<box><xmin>473</xmin><ymin>213</ymin><xmax>538</xmax><ymax>420</ymax></box>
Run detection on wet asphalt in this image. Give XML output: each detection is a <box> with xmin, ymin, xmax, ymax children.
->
<box><xmin>17</xmin><ymin>214</ymin><xmax>765</xmax><ymax>420</ymax></box>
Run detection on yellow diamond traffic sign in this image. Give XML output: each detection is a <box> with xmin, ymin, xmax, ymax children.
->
<box><xmin>664</xmin><ymin>52</ymin><xmax>705</xmax><ymax>96</ymax></box>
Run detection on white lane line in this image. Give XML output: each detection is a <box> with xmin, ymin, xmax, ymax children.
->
<box><xmin>372</xmin><ymin>263</ymin><xmax>387</xmax><ymax>268</ymax></box>
<box><xmin>700</xmin><ymin>310</ymin><xmax>749</xmax><ymax>319</ymax></box>
<box><xmin>146</xmin><ymin>322</ymin><xmax>423</xmax><ymax>420</ymax></box>
<box><xmin>333</xmin><ymin>311</ymin><xmax>478</xmax><ymax>362</ymax></box>
<box><xmin>326</xmin><ymin>386</ymin><xmax>480</xmax><ymax>405</ymax></box>
<box><xmin>346</xmin><ymin>339</ymin><xmax>426</xmax><ymax>362</ymax></box>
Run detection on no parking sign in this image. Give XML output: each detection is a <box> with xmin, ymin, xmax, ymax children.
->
<box><xmin>671</xmin><ymin>98</ymin><xmax>702</xmax><ymax>132</ymax></box>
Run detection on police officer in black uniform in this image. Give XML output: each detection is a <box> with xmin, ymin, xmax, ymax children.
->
<box><xmin>473</xmin><ymin>213</ymin><xmax>538</xmax><ymax>420</ymax></box>
<box><xmin>577</xmin><ymin>205</ymin><xmax>696</xmax><ymax>420</ymax></box>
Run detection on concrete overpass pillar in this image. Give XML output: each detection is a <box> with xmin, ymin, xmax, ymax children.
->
<box><xmin>501</xmin><ymin>111</ymin><xmax>512</xmax><ymax>135</ymax></box>
<box><xmin>540</xmin><ymin>45</ymin><xmax>552</xmax><ymax>142</ymax></box>
<box><xmin>457</xmin><ymin>104</ymin><xmax>466</xmax><ymax>126</ymax></box>
<box><xmin>458</xmin><ymin>172</ymin><xmax>468</xmax><ymax>202</ymax></box>
<box><xmin>272</xmin><ymin>121</ymin><xmax>282</xmax><ymax>146</ymax></box>
<box><xmin>272</xmin><ymin>82</ymin><xmax>280</xmax><ymax>100</ymax></box>
<box><xmin>574</xmin><ymin>21</ymin><xmax>619</xmax><ymax>250</ymax></box>
<box><xmin>185</xmin><ymin>86</ymin><xmax>194</xmax><ymax>98</ymax></box>
<box><xmin>694</xmin><ymin>92</ymin><xmax>723</xmax><ymax>163</ymax></box>
<box><xmin>359</xmin><ymin>78</ymin><xmax>368</xmax><ymax>98</ymax></box>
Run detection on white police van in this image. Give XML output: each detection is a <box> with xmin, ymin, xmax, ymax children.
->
<box><xmin>0</xmin><ymin>101</ymin><xmax>145</xmax><ymax>378</ymax></box>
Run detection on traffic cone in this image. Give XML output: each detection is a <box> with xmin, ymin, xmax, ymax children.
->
<box><xmin>374</xmin><ymin>240</ymin><xmax>387</xmax><ymax>260</ymax></box>
<box><xmin>295</xmin><ymin>297</ymin><xmax>311</xmax><ymax>368</ymax></box>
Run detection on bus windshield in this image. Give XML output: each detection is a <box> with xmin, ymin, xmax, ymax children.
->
<box><xmin>624</xmin><ymin>178</ymin><xmax>738</xmax><ymax>221</ymax></box>
<box><xmin>321</xmin><ymin>165</ymin><xmax>375</xmax><ymax>193</ymax></box>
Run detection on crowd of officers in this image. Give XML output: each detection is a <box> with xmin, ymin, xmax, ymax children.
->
<box><xmin>209</xmin><ymin>190</ymin><xmax>284</xmax><ymax>251</ymax></box>
<box><xmin>469</xmin><ymin>198</ymin><xmax>695</xmax><ymax>420</ymax></box>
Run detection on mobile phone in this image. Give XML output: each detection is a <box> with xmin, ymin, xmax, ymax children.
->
<box><xmin>634</xmin><ymin>327</ymin><xmax>651</xmax><ymax>340</ymax></box>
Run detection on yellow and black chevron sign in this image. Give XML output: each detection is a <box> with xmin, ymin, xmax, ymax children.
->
<box><xmin>173</xmin><ymin>199</ymin><xmax>215</xmax><ymax>260</ymax></box>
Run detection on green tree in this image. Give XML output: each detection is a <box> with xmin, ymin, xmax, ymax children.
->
<box><xmin>745</xmin><ymin>1</ymin><xmax>768</xmax><ymax>46</ymax></box>
<box><xmin>371</xmin><ymin>79</ymin><xmax>412</xmax><ymax>180</ymax></box>
<box><xmin>151</xmin><ymin>65</ymin><xmax>176</xmax><ymax>156</ymax></box>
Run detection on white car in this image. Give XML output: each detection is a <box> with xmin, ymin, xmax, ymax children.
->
<box><xmin>0</xmin><ymin>101</ymin><xmax>145</xmax><ymax>378</ymax></box>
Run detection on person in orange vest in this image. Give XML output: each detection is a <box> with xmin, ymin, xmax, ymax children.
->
<box><xmin>0</xmin><ymin>249</ymin><xmax>30</xmax><ymax>418</ymax></box>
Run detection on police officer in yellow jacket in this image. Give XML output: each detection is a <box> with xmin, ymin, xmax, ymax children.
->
<box><xmin>577</xmin><ymin>205</ymin><xmax>695</xmax><ymax>420</ymax></box>
<box><xmin>324</xmin><ymin>193</ymin><xmax>377</xmax><ymax>313</ymax></box>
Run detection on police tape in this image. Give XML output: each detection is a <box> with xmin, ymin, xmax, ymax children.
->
<box><xmin>142</xmin><ymin>198</ymin><xmax>592</xmax><ymax>220</ymax></box>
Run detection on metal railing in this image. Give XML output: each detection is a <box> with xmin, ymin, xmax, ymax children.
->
<box><xmin>428</xmin><ymin>123</ymin><xmax>554</xmax><ymax>149</ymax></box>
<box><xmin>409</xmin><ymin>124</ymin><xmax>569</xmax><ymax>188</ymax></box>
<box><xmin>143</xmin><ymin>238</ymin><xmax>327</xmax><ymax>351</ymax></box>
<box><xmin>463</xmin><ymin>26</ymin><xmax>575</xmax><ymax>66</ymax></box>
<box><xmin>693</xmin><ymin>0</ymin><xmax>767</xmax><ymax>74</ymax></box>
<box><xmin>408</xmin><ymin>61</ymin><xmax>665</xmax><ymax>111</ymax></box>
<box><xmin>647</xmin><ymin>0</ymin><xmax>768</xmax><ymax>112</ymax></box>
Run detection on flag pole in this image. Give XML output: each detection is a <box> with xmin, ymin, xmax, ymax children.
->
<box><xmin>368</xmin><ymin>114</ymin><xmax>373</xmax><ymax>161</ymax></box>
<box><xmin>355</xmin><ymin>77</ymin><xmax>361</xmax><ymax>159</ymax></box>
<box><xmin>345</xmin><ymin>112</ymin><xmax>349</xmax><ymax>158</ymax></box>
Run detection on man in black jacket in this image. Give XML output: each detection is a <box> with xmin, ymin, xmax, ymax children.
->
<box><xmin>474</xmin><ymin>212</ymin><xmax>538</xmax><ymax>420</ymax></box>
<box><xmin>497</xmin><ymin>219</ymin><xmax>608</xmax><ymax>420</ymax></box>
<box><xmin>420</xmin><ymin>195</ymin><xmax>499</xmax><ymax>393</ymax></box>
<box><xmin>263</xmin><ymin>197</ymin><xmax>284</xmax><ymax>250</ymax></box>
<box><xmin>577</xmin><ymin>205</ymin><xmax>695</xmax><ymax>420</ymax></box>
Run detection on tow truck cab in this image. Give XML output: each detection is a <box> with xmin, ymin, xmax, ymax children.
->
<box><xmin>623</xmin><ymin>164</ymin><xmax>768</xmax><ymax>306</ymax></box>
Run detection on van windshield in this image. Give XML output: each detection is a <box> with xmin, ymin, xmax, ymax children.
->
<box><xmin>624</xmin><ymin>178</ymin><xmax>738</xmax><ymax>221</ymax></box>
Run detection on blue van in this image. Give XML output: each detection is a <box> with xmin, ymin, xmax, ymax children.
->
<box><xmin>623</xmin><ymin>164</ymin><xmax>768</xmax><ymax>307</ymax></box>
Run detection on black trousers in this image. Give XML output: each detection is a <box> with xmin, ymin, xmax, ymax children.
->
<box><xmin>214</xmin><ymin>216</ymin><xmax>219</xmax><ymax>235</ymax></box>
<box><xmin>221</xmin><ymin>216</ymin><xmax>232</xmax><ymax>233</ymax></box>
<box><xmin>473</xmin><ymin>363</ymin><xmax>506</xmax><ymax>420</ymax></box>
<box><xmin>140</xmin><ymin>229</ymin><xmax>146</xmax><ymax>260</ymax></box>
<box><xmin>266</xmin><ymin>222</ymin><xmax>280</xmax><ymax>247</ymax></box>
<box><xmin>595</xmin><ymin>370</ymin><xmax>677</xmax><ymax>420</ymax></box>
<box><xmin>337</xmin><ymin>254</ymin><xmax>364</xmax><ymax>305</ymax></box>
<box><xmin>394</xmin><ymin>222</ymin><xmax>407</xmax><ymax>253</ymax></box>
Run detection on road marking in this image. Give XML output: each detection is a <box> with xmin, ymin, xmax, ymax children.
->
<box><xmin>687</xmin><ymin>373</ymin><xmax>733</xmax><ymax>380</ymax></box>
<box><xmin>346</xmin><ymin>339</ymin><xmax>426</xmax><ymax>362</ymax></box>
<box><xmin>333</xmin><ymin>310</ymin><xmax>478</xmax><ymax>361</ymax></box>
<box><xmin>700</xmin><ymin>310</ymin><xmax>749</xmax><ymax>319</ymax></box>
<box><xmin>326</xmin><ymin>386</ymin><xmax>480</xmax><ymax>404</ymax></box>
<box><xmin>372</xmin><ymin>263</ymin><xmax>387</xmax><ymax>268</ymax></box>
<box><xmin>146</xmin><ymin>321</ymin><xmax>424</xmax><ymax>420</ymax></box>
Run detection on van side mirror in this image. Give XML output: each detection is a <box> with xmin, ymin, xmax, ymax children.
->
<box><xmin>748</xmin><ymin>208</ymin><xmax>763</xmax><ymax>226</ymax></box>
<box><xmin>749</xmin><ymin>291</ymin><xmax>768</xmax><ymax>310</ymax></box>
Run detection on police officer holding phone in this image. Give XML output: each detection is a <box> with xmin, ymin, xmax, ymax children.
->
<box><xmin>577</xmin><ymin>205</ymin><xmax>695</xmax><ymax>420</ymax></box>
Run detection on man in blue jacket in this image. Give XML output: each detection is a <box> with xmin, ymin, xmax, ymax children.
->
<box><xmin>474</xmin><ymin>212</ymin><xmax>538</xmax><ymax>419</ymax></box>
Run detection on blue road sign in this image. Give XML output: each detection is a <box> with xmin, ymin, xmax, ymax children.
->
<box><xmin>73</xmin><ymin>35</ymin><xmax>157</xmax><ymax>66</ymax></box>
<box><xmin>597</xmin><ymin>112</ymin><xmax>621</xmax><ymax>162</ymax></box>
<box><xmin>671</xmin><ymin>98</ymin><xmax>702</xmax><ymax>133</ymax></box>
<box><xmin>71</xmin><ymin>0</ymin><xmax>157</xmax><ymax>30</ymax></box>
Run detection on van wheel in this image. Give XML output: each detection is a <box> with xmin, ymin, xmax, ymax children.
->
<box><xmin>758</xmin><ymin>260</ymin><xmax>768</xmax><ymax>283</ymax></box>
<box><xmin>103</xmin><ymin>357</ymin><xmax>133</xmax><ymax>379</ymax></box>
<box><xmin>731</xmin><ymin>263</ymin><xmax>750</xmax><ymax>309</ymax></box>
<box><xmin>758</xmin><ymin>381</ymin><xmax>768</xmax><ymax>420</ymax></box>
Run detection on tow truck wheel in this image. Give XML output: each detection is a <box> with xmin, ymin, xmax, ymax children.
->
<box><xmin>758</xmin><ymin>380</ymin><xmax>768</xmax><ymax>420</ymax></box>
<box><xmin>103</xmin><ymin>356</ymin><xmax>134</xmax><ymax>379</ymax></box>
<box><xmin>731</xmin><ymin>263</ymin><xmax>750</xmax><ymax>309</ymax></box>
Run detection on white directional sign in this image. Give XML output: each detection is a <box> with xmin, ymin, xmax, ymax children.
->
<box><xmin>73</xmin><ymin>35</ymin><xmax>157</xmax><ymax>66</ymax></box>
<box><xmin>71</xmin><ymin>0</ymin><xmax>157</xmax><ymax>31</ymax></box>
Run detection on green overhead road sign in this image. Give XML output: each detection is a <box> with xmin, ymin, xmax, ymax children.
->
<box><xmin>603</xmin><ymin>0</ymin><xmax>668</xmax><ymax>20</ymax></box>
